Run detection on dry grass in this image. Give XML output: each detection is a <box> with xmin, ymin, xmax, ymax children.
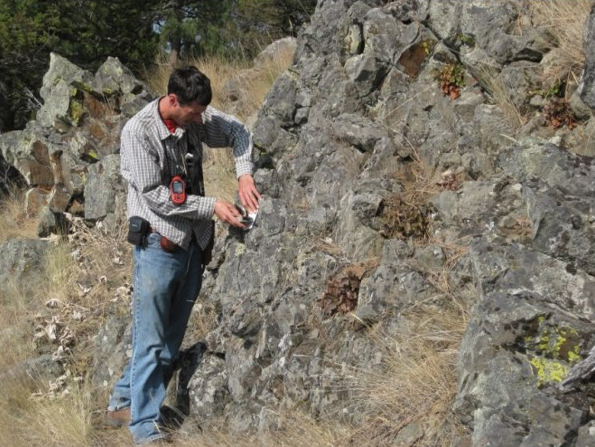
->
<box><xmin>531</xmin><ymin>0</ymin><xmax>593</xmax><ymax>89</ymax></box>
<box><xmin>0</xmin><ymin>214</ymin><xmax>133</xmax><ymax>446</ymax></box>
<box><xmin>0</xmin><ymin>187</ymin><xmax>39</xmax><ymax>243</ymax></box>
<box><xmin>475</xmin><ymin>66</ymin><xmax>527</xmax><ymax>131</ymax></box>
<box><xmin>344</xmin><ymin>296</ymin><xmax>471</xmax><ymax>447</ymax></box>
<box><xmin>0</xmin><ymin>375</ymin><xmax>99</xmax><ymax>447</ymax></box>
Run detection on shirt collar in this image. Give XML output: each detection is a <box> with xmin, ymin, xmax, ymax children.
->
<box><xmin>152</xmin><ymin>97</ymin><xmax>186</xmax><ymax>141</ymax></box>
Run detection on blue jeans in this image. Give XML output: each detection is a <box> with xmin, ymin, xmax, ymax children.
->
<box><xmin>108</xmin><ymin>232</ymin><xmax>202</xmax><ymax>444</ymax></box>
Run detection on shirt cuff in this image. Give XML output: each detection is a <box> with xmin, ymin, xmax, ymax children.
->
<box><xmin>236</xmin><ymin>161</ymin><xmax>254</xmax><ymax>179</ymax></box>
<box><xmin>197</xmin><ymin>196</ymin><xmax>217</xmax><ymax>220</ymax></box>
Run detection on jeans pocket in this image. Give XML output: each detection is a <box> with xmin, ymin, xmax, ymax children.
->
<box><xmin>146</xmin><ymin>232</ymin><xmax>161</xmax><ymax>248</ymax></box>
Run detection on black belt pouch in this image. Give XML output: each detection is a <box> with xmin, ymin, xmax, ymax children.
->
<box><xmin>127</xmin><ymin>216</ymin><xmax>149</xmax><ymax>246</ymax></box>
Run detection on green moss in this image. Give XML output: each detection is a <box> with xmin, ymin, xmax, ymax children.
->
<box><xmin>456</xmin><ymin>33</ymin><xmax>475</xmax><ymax>47</ymax></box>
<box><xmin>421</xmin><ymin>39</ymin><xmax>436</xmax><ymax>56</ymax></box>
<box><xmin>530</xmin><ymin>357</ymin><xmax>569</xmax><ymax>386</ymax></box>
<box><xmin>69</xmin><ymin>99</ymin><xmax>85</xmax><ymax>126</ymax></box>
<box><xmin>78</xmin><ymin>82</ymin><xmax>93</xmax><ymax>93</ymax></box>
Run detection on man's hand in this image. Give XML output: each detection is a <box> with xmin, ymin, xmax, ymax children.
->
<box><xmin>238</xmin><ymin>174</ymin><xmax>262</xmax><ymax>213</ymax></box>
<box><xmin>214</xmin><ymin>200</ymin><xmax>246</xmax><ymax>229</ymax></box>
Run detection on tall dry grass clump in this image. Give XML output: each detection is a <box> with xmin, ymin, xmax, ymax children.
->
<box><xmin>0</xmin><ymin>187</ymin><xmax>39</xmax><ymax>242</ymax></box>
<box><xmin>345</xmin><ymin>296</ymin><xmax>471</xmax><ymax>447</ymax></box>
<box><xmin>531</xmin><ymin>0</ymin><xmax>593</xmax><ymax>87</ymax></box>
<box><xmin>475</xmin><ymin>65</ymin><xmax>527</xmax><ymax>131</ymax></box>
<box><xmin>0</xmin><ymin>379</ymin><xmax>94</xmax><ymax>447</ymax></box>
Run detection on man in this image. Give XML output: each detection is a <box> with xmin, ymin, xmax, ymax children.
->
<box><xmin>106</xmin><ymin>66</ymin><xmax>260</xmax><ymax>445</ymax></box>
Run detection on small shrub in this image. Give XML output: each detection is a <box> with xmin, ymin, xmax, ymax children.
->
<box><xmin>436</xmin><ymin>62</ymin><xmax>466</xmax><ymax>100</ymax></box>
<box><xmin>543</xmin><ymin>97</ymin><xmax>578</xmax><ymax>129</ymax></box>
<box><xmin>379</xmin><ymin>195</ymin><xmax>432</xmax><ymax>240</ymax></box>
<box><xmin>321</xmin><ymin>260</ymin><xmax>379</xmax><ymax>317</ymax></box>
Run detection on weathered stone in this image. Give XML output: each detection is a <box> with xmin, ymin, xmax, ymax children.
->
<box><xmin>261</xmin><ymin>72</ymin><xmax>297</xmax><ymax>124</ymax></box>
<box><xmin>0</xmin><ymin>354</ymin><xmax>64</xmax><ymax>385</ymax></box>
<box><xmin>37</xmin><ymin>53</ymin><xmax>95</xmax><ymax>128</ymax></box>
<box><xmin>93</xmin><ymin>56</ymin><xmax>148</xmax><ymax>97</ymax></box>
<box><xmin>0</xmin><ymin>239</ymin><xmax>51</xmax><ymax>298</ymax></box>
<box><xmin>497</xmin><ymin>137</ymin><xmax>595</xmax><ymax>198</ymax></box>
<box><xmin>578</xmin><ymin>4</ymin><xmax>595</xmax><ymax>109</ymax></box>
<box><xmin>575</xmin><ymin>420</ymin><xmax>595</xmax><ymax>447</ymax></box>
<box><xmin>83</xmin><ymin>154</ymin><xmax>122</xmax><ymax>221</ymax></box>
<box><xmin>331</xmin><ymin>113</ymin><xmax>388</xmax><ymax>152</ymax></box>
<box><xmin>25</xmin><ymin>187</ymin><xmax>51</xmax><ymax>217</ymax></box>
<box><xmin>188</xmin><ymin>354</ymin><xmax>230</xmax><ymax>423</ymax></box>
<box><xmin>456</xmin><ymin>238</ymin><xmax>595</xmax><ymax>445</ymax></box>
<box><xmin>92</xmin><ymin>314</ymin><xmax>131</xmax><ymax>388</ymax></box>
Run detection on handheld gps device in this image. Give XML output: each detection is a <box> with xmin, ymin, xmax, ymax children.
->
<box><xmin>170</xmin><ymin>175</ymin><xmax>187</xmax><ymax>205</ymax></box>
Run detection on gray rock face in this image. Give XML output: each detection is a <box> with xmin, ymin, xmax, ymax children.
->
<box><xmin>37</xmin><ymin>53</ymin><xmax>95</xmax><ymax>128</ymax></box>
<box><xmin>174</xmin><ymin>1</ymin><xmax>595</xmax><ymax>442</ymax></box>
<box><xmin>92</xmin><ymin>314</ymin><xmax>131</xmax><ymax>388</ymax></box>
<box><xmin>497</xmin><ymin>139</ymin><xmax>595</xmax><ymax>276</ymax></box>
<box><xmin>579</xmin><ymin>4</ymin><xmax>595</xmax><ymax>109</ymax></box>
<box><xmin>5</xmin><ymin>0</ymin><xmax>595</xmax><ymax>445</ymax></box>
<box><xmin>455</xmin><ymin>238</ymin><xmax>595</xmax><ymax>445</ymax></box>
<box><xmin>84</xmin><ymin>154</ymin><xmax>124</xmax><ymax>221</ymax></box>
<box><xmin>0</xmin><ymin>354</ymin><xmax>64</xmax><ymax>385</ymax></box>
<box><xmin>0</xmin><ymin>239</ymin><xmax>51</xmax><ymax>299</ymax></box>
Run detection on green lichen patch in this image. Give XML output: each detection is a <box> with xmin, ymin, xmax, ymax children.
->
<box><xmin>524</xmin><ymin>317</ymin><xmax>581</xmax><ymax>365</ymax></box>
<box><xmin>523</xmin><ymin>315</ymin><xmax>585</xmax><ymax>387</ymax></box>
<box><xmin>68</xmin><ymin>99</ymin><xmax>86</xmax><ymax>126</ymax></box>
<box><xmin>529</xmin><ymin>356</ymin><xmax>570</xmax><ymax>386</ymax></box>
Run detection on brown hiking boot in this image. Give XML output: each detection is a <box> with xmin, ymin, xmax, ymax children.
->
<box><xmin>106</xmin><ymin>407</ymin><xmax>131</xmax><ymax>427</ymax></box>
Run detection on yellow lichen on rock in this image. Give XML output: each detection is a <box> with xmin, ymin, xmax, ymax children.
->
<box><xmin>530</xmin><ymin>357</ymin><xmax>570</xmax><ymax>386</ymax></box>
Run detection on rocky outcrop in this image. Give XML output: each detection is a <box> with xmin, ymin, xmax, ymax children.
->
<box><xmin>180</xmin><ymin>0</ymin><xmax>595</xmax><ymax>444</ymax></box>
<box><xmin>579</xmin><ymin>4</ymin><xmax>595</xmax><ymax>109</ymax></box>
<box><xmin>2</xmin><ymin>1</ymin><xmax>595</xmax><ymax>446</ymax></box>
<box><xmin>0</xmin><ymin>53</ymin><xmax>150</xmax><ymax>236</ymax></box>
<box><xmin>0</xmin><ymin>238</ymin><xmax>52</xmax><ymax>300</ymax></box>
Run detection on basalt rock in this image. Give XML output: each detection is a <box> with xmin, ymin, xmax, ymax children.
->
<box><xmin>5</xmin><ymin>1</ymin><xmax>595</xmax><ymax>445</ymax></box>
<box><xmin>182</xmin><ymin>1</ymin><xmax>595</xmax><ymax>444</ymax></box>
<box><xmin>0</xmin><ymin>53</ymin><xmax>150</xmax><ymax>234</ymax></box>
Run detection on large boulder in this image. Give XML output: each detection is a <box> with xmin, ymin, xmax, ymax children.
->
<box><xmin>455</xmin><ymin>238</ymin><xmax>595</xmax><ymax>445</ymax></box>
<box><xmin>0</xmin><ymin>53</ymin><xmax>152</xmax><ymax>233</ymax></box>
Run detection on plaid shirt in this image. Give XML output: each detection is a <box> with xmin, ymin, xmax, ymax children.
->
<box><xmin>120</xmin><ymin>98</ymin><xmax>254</xmax><ymax>250</ymax></box>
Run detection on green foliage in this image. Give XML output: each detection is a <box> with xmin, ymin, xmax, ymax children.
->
<box><xmin>0</xmin><ymin>0</ymin><xmax>160</xmax><ymax>130</ymax></box>
<box><xmin>156</xmin><ymin>0</ymin><xmax>236</xmax><ymax>62</ymax></box>
<box><xmin>0</xmin><ymin>0</ymin><xmax>316</xmax><ymax>131</ymax></box>
<box><xmin>436</xmin><ymin>62</ymin><xmax>466</xmax><ymax>99</ymax></box>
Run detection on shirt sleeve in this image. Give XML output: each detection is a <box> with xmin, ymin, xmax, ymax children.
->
<box><xmin>201</xmin><ymin>107</ymin><xmax>254</xmax><ymax>178</ymax></box>
<box><xmin>120</xmin><ymin>123</ymin><xmax>216</xmax><ymax>221</ymax></box>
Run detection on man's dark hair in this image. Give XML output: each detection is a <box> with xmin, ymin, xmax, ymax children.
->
<box><xmin>168</xmin><ymin>66</ymin><xmax>212</xmax><ymax>106</ymax></box>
